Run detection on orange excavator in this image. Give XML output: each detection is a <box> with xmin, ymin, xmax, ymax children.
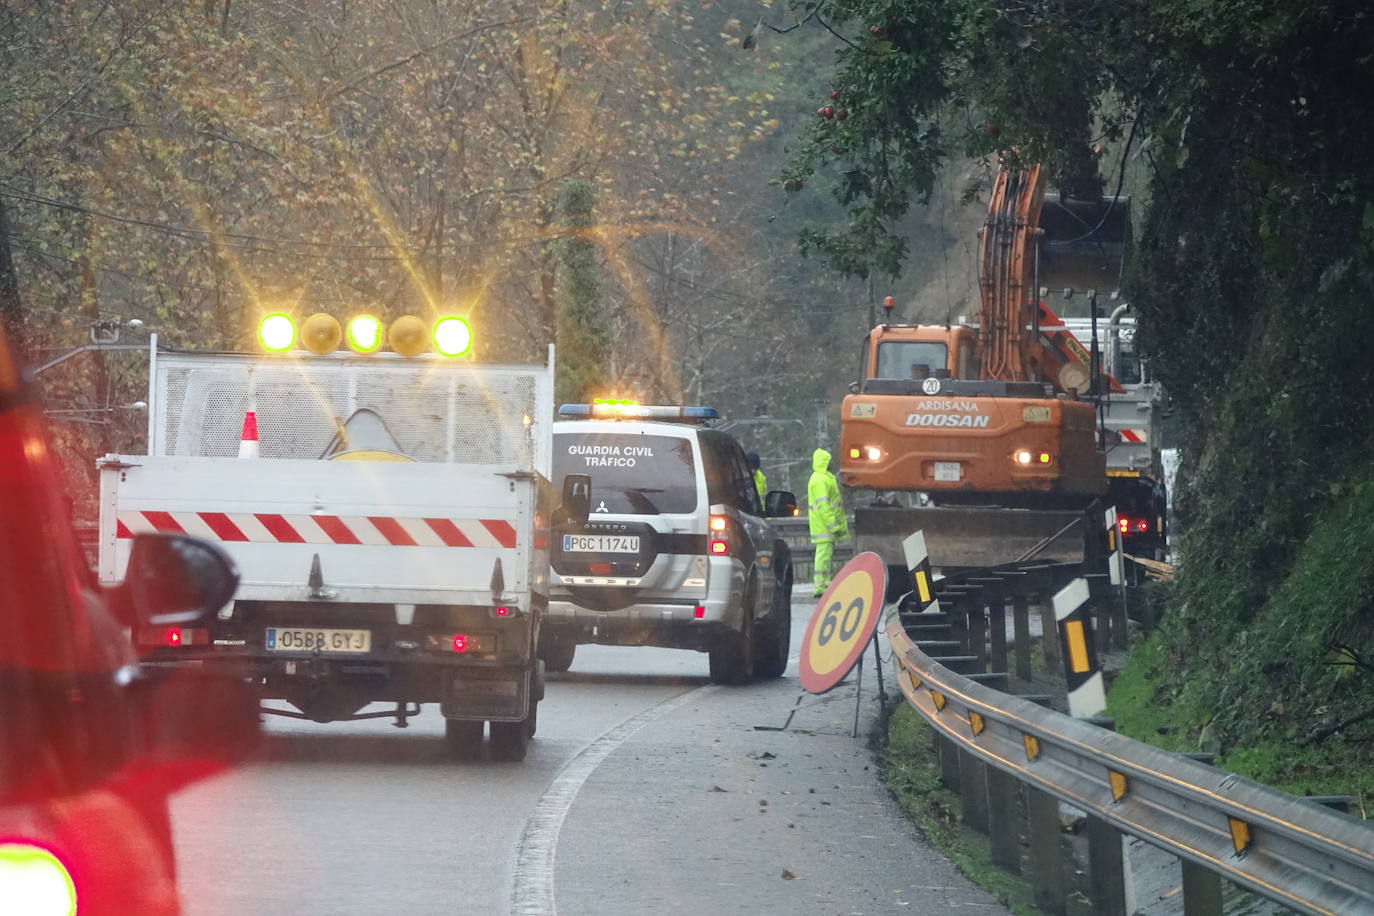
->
<box><xmin>839</xmin><ymin>165</ymin><xmax>1128</xmax><ymax>569</ymax></box>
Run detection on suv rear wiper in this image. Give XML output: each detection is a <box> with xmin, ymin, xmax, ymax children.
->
<box><xmin>622</xmin><ymin>487</ymin><xmax>664</xmax><ymax>513</ymax></box>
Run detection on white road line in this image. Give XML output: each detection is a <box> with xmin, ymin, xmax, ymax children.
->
<box><xmin>509</xmin><ymin>686</ymin><xmax>717</xmax><ymax>916</ymax></box>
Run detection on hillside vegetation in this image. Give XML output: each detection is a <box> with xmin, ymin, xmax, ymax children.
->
<box><xmin>774</xmin><ymin>0</ymin><xmax>1374</xmax><ymax>797</ymax></box>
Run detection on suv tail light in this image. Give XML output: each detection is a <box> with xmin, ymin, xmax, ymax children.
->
<box><xmin>708</xmin><ymin>514</ymin><xmax>729</xmax><ymax>556</ymax></box>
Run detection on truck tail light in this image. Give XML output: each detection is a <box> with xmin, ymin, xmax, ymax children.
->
<box><xmin>424</xmin><ymin>633</ymin><xmax>489</xmax><ymax>653</ymax></box>
<box><xmin>708</xmin><ymin>514</ymin><xmax>729</xmax><ymax>556</ymax></box>
<box><xmin>493</xmin><ymin>605</ymin><xmax>518</xmax><ymax>618</ymax></box>
<box><xmin>1118</xmin><ymin>516</ymin><xmax>1149</xmax><ymax>534</ymax></box>
<box><xmin>137</xmin><ymin>626</ymin><xmax>208</xmax><ymax>647</ymax></box>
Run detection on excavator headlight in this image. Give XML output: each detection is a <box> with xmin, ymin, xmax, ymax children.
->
<box><xmin>346</xmin><ymin>315</ymin><xmax>384</xmax><ymax>353</ymax></box>
<box><xmin>1013</xmin><ymin>449</ymin><xmax>1033</xmax><ymax>465</ymax></box>
<box><xmin>258</xmin><ymin>313</ymin><xmax>296</xmax><ymax>352</ymax></box>
<box><xmin>865</xmin><ymin>446</ymin><xmax>882</xmax><ymax>462</ymax></box>
<box><xmin>433</xmin><ymin>317</ymin><xmax>472</xmax><ymax>357</ymax></box>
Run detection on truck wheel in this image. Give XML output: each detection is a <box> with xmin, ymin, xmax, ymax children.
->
<box><xmin>524</xmin><ymin>699</ymin><xmax>539</xmax><ymax>738</ymax></box>
<box><xmin>709</xmin><ymin>584</ymin><xmax>755</xmax><ymax>685</ymax></box>
<box><xmin>754</xmin><ymin>567</ymin><xmax>793</xmax><ymax>680</ymax></box>
<box><xmin>490</xmin><ymin>719</ymin><xmax>530</xmax><ymax>762</ymax></box>
<box><xmin>444</xmin><ymin>719</ymin><xmax>483</xmax><ymax>759</ymax></box>
<box><xmin>541</xmin><ymin>637</ymin><xmax>576</xmax><ymax>673</ymax></box>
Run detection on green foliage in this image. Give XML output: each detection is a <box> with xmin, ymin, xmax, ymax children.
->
<box><xmin>883</xmin><ymin>704</ymin><xmax>1042</xmax><ymax>914</ymax></box>
<box><xmin>552</xmin><ymin>180</ymin><xmax>608</xmax><ymax>405</ymax></box>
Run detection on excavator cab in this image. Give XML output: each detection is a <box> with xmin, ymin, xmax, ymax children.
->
<box><xmin>861</xmin><ymin>325</ymin><xmax>980</xmax><ymax>385</ymax></box>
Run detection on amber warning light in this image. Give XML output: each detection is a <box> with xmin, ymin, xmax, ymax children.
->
<box><xmin>258</xmin><ymin>313</ymin><xmax>472</xmax><ymax>358</ymax></box>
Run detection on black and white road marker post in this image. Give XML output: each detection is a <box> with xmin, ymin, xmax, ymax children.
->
<box><xmin>1052</xmin><ymin>577</ymin><xmax>1106</xmax><ymax>718</ymax></box>
<box><xmin>1103</xmin><ymin>506</ymin><xmax>1130</xmax><ymax>649</ymax></box>
<box><xmin>902</xmin><ymin>530</ymin><xmax>939</xmax><ymax>613</ymax></box>
<box><xmin>1053</xmin><ymin>575</ymin><xmax>1137</xmax><ymax>914</ymax></box>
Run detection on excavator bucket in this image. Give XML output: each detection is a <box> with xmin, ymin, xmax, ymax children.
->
<box><xmin>854</xmin><ymin>506</ymin><xmax>1088</xmax><ymax>571</ymax></box>
<box><xmin>1038</xmin><ymin>193</ymin><xmax>1131</xmax><ymax>299</ymax></box>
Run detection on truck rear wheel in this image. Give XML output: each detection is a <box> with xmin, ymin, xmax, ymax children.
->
<box><xmin>444</xmin><ymin>719</ymin><xmax>483</xmax><ymax>759</ymax></box>
<box><xmin>490</xmin><ymin>718</ymin><xmax>530</xmax><ymax>762</ymax></box>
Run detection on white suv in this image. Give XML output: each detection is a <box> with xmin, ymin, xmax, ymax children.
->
<box><xmin>544</xmin><ymin>405</ymin><xmax>795</xmax><ymax>684</ymax></box>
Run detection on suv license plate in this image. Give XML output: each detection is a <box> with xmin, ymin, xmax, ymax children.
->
<box><xmin>934</xmin><ymin>462</ymin><xmax>962</xmax><ymax>482</ymax></box>
<box><xmin>265</xmin><ymin>628</ymin><xmax>371</xmax><ymax>653</ymax></box>
<box><xmin>562</xmin><ymin>534</ymin><xmax>640</xmax><ymax>553</ymax></box>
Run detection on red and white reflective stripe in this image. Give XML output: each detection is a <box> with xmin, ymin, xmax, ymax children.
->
<box><xmin>1119</xmin><ymin>429</ymin><xmax>1147</xmax><ymax>444</ymax></box>
<box><xmin>115</xmin><ymin>511</ymin><xmax>517</xmax><ymax>548</ymax></box>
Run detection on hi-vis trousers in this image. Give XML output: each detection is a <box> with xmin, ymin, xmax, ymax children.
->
<box><xmin>811</xmin><ymin>536</ymin><xmax>834</xmax><ymax>595</ymax></box>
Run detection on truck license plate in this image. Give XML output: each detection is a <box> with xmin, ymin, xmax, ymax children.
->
<box><xmin>265</xmin><ymin>628</ymin><xmax>371</xmax><ymax>653</ymax></box>
<box><xmin>562</xmin><ymin>534</ymin><xmax>640</xmax><ymax>553</ymax></box>
<box><xmin>934</xmin><ymin>462</ymin><xmax>962</xmax><ymax>482</ymax></box>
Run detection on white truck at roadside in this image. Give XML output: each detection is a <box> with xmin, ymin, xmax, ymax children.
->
<box><xmin>97</xmin><ymin>344</ymin><xmax>571</xmax><ymax>761</ymax></box>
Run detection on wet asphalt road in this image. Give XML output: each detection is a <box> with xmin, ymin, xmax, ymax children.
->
<box><xmin>170</xmin><ymin>594</ymin><xmax>1007</xmax><ymax>916</ymax></box>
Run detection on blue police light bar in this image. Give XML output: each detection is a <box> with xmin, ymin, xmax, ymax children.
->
<box><xmin>557</xmin><ymin>404</ymin><xmax>720</xmax><ymax>421</ymax></box>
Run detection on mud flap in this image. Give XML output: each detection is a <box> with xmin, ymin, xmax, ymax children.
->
<box><xmin>855</xmin><ymin>506</ymin><xmax>1087</xmax><ymax>570</ymax></box>
<box><xmin>441</xmin><ymin>669</ymin><xmax>529</xmax><ymax>722</ymax></box>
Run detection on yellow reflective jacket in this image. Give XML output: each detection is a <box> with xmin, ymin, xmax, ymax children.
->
<box><xmin>807</xmin><ymin>448</ymin><xmax>846</xmax><ymax>539</ymax></box>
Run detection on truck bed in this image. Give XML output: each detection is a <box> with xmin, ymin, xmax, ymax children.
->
<box><xmin>99</xmin><ymin>457</ymin><xmax>538</xmax><ymax>604</ymax></box>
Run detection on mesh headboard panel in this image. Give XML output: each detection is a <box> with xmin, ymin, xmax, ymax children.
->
<box><xmin>153</xmin><ymin>353</ymin><xmax>550</xmax><ymax>470</ymax></box>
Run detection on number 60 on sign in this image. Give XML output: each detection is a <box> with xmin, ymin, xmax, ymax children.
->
<box><xmin>798</xmin><ymin>552</ymin><xmax>888</xmax><ymax>694</ymax></box>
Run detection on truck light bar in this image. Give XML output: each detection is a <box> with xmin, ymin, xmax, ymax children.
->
<box><xmin>557</xmin><ymin>404</ymin><xmax>720</xmax><ymax>421</ymax></box>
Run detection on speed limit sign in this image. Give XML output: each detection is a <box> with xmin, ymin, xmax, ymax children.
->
<box><xmin>799</xmin><ymin>552</ymin><xmax>888</xmax><ymax>694</ymax></box>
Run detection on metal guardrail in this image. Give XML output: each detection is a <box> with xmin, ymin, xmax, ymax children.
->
<box><xmin>768</xmin><ymin>516</ymin><xmax>853</xmax><ymax>582</ymax></box>
<box><xmin>887</xmin><ymin>612</ymin><xmax>1374</xmax><ymax>915</ymax></box>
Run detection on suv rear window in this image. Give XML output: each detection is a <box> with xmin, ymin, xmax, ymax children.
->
<box><xmin>553</xmin><ymin>431</ymin><xmax>698</xmax><ymax>515</ymax></box>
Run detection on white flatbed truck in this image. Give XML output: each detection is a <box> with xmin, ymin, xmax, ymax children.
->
<box><xmin>97</xmin><ymin>345</ymin><xmax>576</xmax><ymax>761</ymax></box>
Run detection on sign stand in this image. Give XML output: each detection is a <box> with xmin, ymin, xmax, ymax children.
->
<box><xmin>754</xmin><ymin>692</ymin><xmax>807</xmax><ymax>733</ymax></box>
<box><xmin>851</xmin><ymin>646</ymin><xmax>864</xmax><ymax>738</ymax></box>
<box><xmin>871</xmin><ymin>631</ymin><xmax>886</xmax><ymax>702</ymax></box>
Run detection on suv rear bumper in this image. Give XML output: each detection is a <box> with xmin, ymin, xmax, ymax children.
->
<box><xmin>545</xmin><ymin>573</ymin><xmax>742</xmax><ymax>651</ymax></box>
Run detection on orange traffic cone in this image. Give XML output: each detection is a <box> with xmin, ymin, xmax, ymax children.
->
<box><xmin>238</xmin><ymin>410</ymin><xmax>260</xmax><ymax>459</ymax></box>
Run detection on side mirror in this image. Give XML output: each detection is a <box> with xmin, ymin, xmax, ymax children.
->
<box><xmin>763</xmin><ymin>490</ymin><xmax>798</xmax><ymax>518</ymax></box>
<box><xmin>848</xmin><ymin>380</ymin><xmax>860</xmax><ymax>394</ymax></box>
<box><xmin>117</xmin><ymin>533</ymin><xmax>239</xmax><ymax>627</ymax></box>
<box><xmin>557</xmin><ymin>473</ymin><xmax>592</xmax><ymax>526</ymax></box>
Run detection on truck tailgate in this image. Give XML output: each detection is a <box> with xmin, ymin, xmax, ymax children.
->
<box><xmin>100</xmin><ymin>457</ymin><xmax>535</xmax><ymax>603</ymax></box>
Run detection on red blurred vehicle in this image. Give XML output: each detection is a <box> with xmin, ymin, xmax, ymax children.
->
<box><xmin>0</xmin><ymin>325</ymin><xmax>259</xmax><ymax>915</ymax></box>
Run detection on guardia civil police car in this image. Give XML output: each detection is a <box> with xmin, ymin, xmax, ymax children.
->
<box><xmin>544</xmin><ymin>404</ymin><xmax>796</xmax><ymax>684</ymax></box>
